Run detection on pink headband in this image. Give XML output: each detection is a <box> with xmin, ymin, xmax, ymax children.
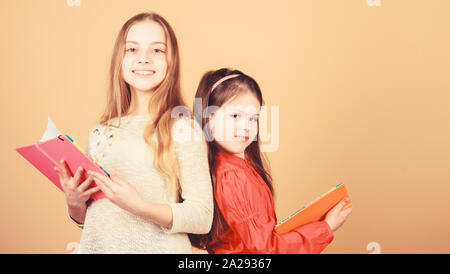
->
<box><xmin>209</xmin><ymin>74</ymin><xmax>241</xmax><ymax>94</ymax></box>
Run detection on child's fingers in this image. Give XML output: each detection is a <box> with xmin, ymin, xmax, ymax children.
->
<box><xmin>84</xmin><ymin>185</ymin><xmax>101</xmax><ymax>197</ymax></box>
<box><xmin>54</xmin><ymin>167</ymin><xmax>66</xmax><ymax>188</ymax></box>
<box><xmin>88</xmin><ymin>171</ymin><xmax>111</xmax><ymax>183</ymax></box>
<box><xmin>78</xmin><ymin>175</ymin><xmax>94</xmax><ymax>192</ymax></box>
<box><xmin>109</xmin><ymin>172</ymin><xmax>126</xmax><ymax>186</ymax></box>
<box><xmin>59</xmin><ymin>159</ymin><xmax>72</xmax><ymax>180</ymax></box>
<box><xmin>91</xmin><ymin>176</ymin><xmax>113</xmax><ymax>198</ymax></box>
<box><xmin>73</xmin><ymin>166</ymin><xmax>84</xmax><ymax>184</ymax></box>
<box><xmin>342</xmin><ymin>201</ymin><xmax>352</xmax><ymax>210</ymax></box>
<box><xmin>341</xmin><ymin>207</ymin><xmax>353</xmax><ymax>215</ymax></box>
<box><xmin>98</xmin><ymin>171</ymin><xmax>125</xmax><ymax>186</ymax></box>
<box><xmin>89</xmin><ymin>171</ymin><xmax>122</xmax><ymax>188</ymax></box>
<box><xmin>331</xmin><ymin>197</ymin><xmax>350</xmax><ymax>213</ymax></box>
<box><xmin>341</xmin><ymin>206</ymin><xmax>353</xmax><ymax>217</ymax></box>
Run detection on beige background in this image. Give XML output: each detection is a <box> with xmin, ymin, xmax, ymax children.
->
<box><xmin>1</xmin><ymin>0</ymin><xmax>449</xmax><ymax>253</ymax></box>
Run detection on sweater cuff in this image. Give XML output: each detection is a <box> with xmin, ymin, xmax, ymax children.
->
<box><xmin>66</xmin><ymin>207</ymin><xmax>84</xmax><ymax>229</ymax></box>
<box><xmin>161</xmin><ymin>202</ymin><xmax>181</xmax><ymax>234</ymax></box>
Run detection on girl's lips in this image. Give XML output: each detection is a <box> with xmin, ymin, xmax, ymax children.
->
<box><xmin>132</xmin><ymin>70</ymin><xmax>155</xmax><ymax>77</ymax></box>
<box><xmin>235</xmin><ymin>135</ymin><xmax>249</xmax><ymax>142</ymax></box>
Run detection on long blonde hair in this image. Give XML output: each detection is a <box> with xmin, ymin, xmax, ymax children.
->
<box><xmin>99</xmin><ymin>12</ymin><xmax>185</xmax><ymax>200</ymax></box>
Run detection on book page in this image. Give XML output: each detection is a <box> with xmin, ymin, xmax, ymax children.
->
<box><xmin>39</xmin><ymin>117</ymin><xmax>62</xmax><ymax>143</ymax></box>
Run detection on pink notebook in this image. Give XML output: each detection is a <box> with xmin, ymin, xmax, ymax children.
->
<box><xmin>16</xmin><ymin>117</ymin><xmax>106</xmax><ymax>200</ymax></box>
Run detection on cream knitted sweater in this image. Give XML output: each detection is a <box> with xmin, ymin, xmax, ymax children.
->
<box><xmin>72</xmin><ymin>115</ymin><xmax>213</xmax><ymax>253</ymax></box>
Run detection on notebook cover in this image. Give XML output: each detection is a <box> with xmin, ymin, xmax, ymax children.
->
<box><xmin>16</xmin><ymin>135</ymin><xmax>106</xmax><ymax>200</ymax></box>
<box><xmin>275</xmin><ymin>183</ymin><xmax>351</xmax><ymax>235</ymax></box>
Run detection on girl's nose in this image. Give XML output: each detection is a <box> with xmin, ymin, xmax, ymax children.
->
<box><xmin>138</xmin><ymin>51</ymin><xmax>153</xmax><ymax>64</ymax></box>
<box><xmin>237</xmin><ymin>117</ymin><xmax>249</xmax><ymax>131</ymax></box>
<box><xmin>138</xmin><ymin>57</ymin><xmax>151</xmax><ymax>64</ymax></box>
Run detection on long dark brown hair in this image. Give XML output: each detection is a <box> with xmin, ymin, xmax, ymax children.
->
<box><xmin>189</xmin><ymin>68</ymin><xmax>274</xmax><ymax>252</ymax></box>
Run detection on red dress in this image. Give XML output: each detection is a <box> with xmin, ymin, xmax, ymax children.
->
<box><xmin>210</xmin><ymin>150</ymin><xmax>334</xmax><ymax>254</ymax></box>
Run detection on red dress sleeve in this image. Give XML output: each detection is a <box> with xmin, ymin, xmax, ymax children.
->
<box><xmin>215</xmin><ymin>168</ymin><xmax>334</xmax><ymax>254</ymax></box>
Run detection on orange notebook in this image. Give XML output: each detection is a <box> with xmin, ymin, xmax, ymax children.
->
<box><xmin>15</xmin><ymin>117</ymin><xmax>108</xmax><ymax>200</ymax></box>
<box><xmin>275</xmin><ymin>183</ymin><xmax>351</xmax><ymax>234</ymax></box>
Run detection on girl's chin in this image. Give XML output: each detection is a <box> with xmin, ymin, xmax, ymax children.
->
<box><xmin>128</xmin><ymin>83</ymin><xmax>160</xmax><ymax>93</ymax></box>
<box><xmin>124</xmin><ymin>77</ymin><xmax>163</xmax><ymax>92</ymax></box>
<box><xmin>219</xmin><ymin>144</ymin><xmax>248</xmax><ymax>156</ymax></box>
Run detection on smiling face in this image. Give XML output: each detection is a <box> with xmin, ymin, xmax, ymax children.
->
<box><xmin>121</xmin><ymin>20</ymin><xmax>168</xmax><ymax>92</ymax></box>
<box><xmin>209</xmin><ymin>91</ymin><xmax>261</xmax><ymax>159</ymax></box>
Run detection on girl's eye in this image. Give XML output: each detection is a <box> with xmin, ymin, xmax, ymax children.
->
<box><xmin>231</xmin><ymin>114</ymin><xmax>240</xmax><ymax>119</ymax></box>
<box><xmin>250</xmin><ymin>116</ymin><xmax>258</xmax><ymax>122</ymax></box>
<box><xmin>126</xmin><ymin>48</ymin><xmax>136</xmax><ymax>53</ymax></box>
<box><xmin>154</xmin><ymin>48</ymin><xmax>166</xmax><ymax>54</ymax></box>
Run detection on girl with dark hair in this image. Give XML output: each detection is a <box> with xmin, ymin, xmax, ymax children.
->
<box><xmin>191</xmin><ymin>68</ymin><xmax>352</xmax><ymax>254</ymax></box>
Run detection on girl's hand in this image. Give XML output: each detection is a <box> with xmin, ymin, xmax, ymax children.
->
<box><xmin>324</xmin><ymin>197</ymin><xmax>352</xmax><ymax>232</ymax></box>
<box><xmin>87</xmin><ymin>170</ymin><xmax>146</xmax><ymax>216</ymax></box>
<box><xmin>54</xmin><ymin>160</ymin><xmax>100</xmax><ymax>209</ymax></box>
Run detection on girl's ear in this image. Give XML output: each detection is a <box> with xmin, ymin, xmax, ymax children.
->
<box><xmin>209</xmin><ymin>117</ymin><xmax>215</xmax><ymax>134</ymax></box>
<box><xmin>208</xmin><ymin>113</ymin><xmax>216</xmax><ymax>134</ymax></box>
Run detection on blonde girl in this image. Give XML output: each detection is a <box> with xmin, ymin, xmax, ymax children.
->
<box><xmin>54</xmin><ymin>12</ymin><xmax>213</xmax><ymax>253</ymax></box>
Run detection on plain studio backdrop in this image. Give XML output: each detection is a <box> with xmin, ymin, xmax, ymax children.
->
<box><xmin>1</xmin><ymin>0</ymin><xmax>449</xmax><ymax>253</ymax></box>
